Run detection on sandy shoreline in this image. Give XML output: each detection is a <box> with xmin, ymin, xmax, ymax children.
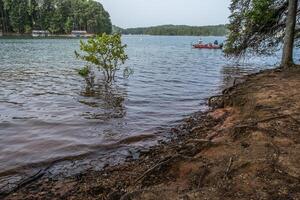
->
<box><xmin>3</xmin><ymin>67</ymin><xmax>300</xmax><ymax>200</ymax></box>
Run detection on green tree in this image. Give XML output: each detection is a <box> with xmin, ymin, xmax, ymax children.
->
<box><xmin>75</xmin><ymin>33</ymin><xmax>129</xmax><ymax>84</ymax></box>
<box><xmin>0</xmin><ymin>0</ymin><xmax>112</xmax><ymax>35</ymax></box>
<box><xmin>64</xmin><ymin>17</ymin><xmax>73</xmax><ymax>33</ymax></box>
<box><xmin>0</xmin><ymin>0</ymin><xmax>30</xmax><ymax>33</ymax></box>
<box><xmin>224</xmin><ymin>0</ymin><xmax>299</xmax><ymax>68</ymax></box>
<box><xmin>121</xmin><ymin>25</ymin><xmax>227</xmax><ymax>36</ymax></box>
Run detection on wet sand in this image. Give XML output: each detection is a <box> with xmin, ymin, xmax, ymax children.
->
<box><xmin>3</xmin><ymin>67</ymin><xmax>300</xmax><ymax>200</ymax></box>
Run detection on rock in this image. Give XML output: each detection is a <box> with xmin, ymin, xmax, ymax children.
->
<box><xmin>208</xmin><ymin>95</ymin><xmax>224</xmax><ymax>108</ymax></box>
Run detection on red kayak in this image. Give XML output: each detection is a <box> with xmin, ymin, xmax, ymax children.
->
<box><xmin>193</xmin><ymin>44</ymin><xmax>222</xmax><ymax>49</ymax></box>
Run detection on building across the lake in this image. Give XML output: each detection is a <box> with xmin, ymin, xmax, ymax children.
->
<box><xmin>71</xmin><ymin>30</ymin><xmax>87</xmax><ymax>37</ymax></box>
<box><xmin>32</xmin><ymin>30</ymin><xmax>50</xmax><ymax>37</ymax></box>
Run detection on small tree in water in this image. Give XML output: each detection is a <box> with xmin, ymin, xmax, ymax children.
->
<box><xmin>75</xmin><ymin>33</ymin><xmax>129</xmax><ymax>85</ymax></box>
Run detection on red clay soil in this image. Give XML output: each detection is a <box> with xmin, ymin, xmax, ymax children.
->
<box><xmin>3</xmin><ymin>68</ymin><xmax>300</xmax><ymax>200</ymax></box>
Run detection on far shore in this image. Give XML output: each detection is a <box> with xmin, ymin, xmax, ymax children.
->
<box><xmin>0</xmin><ymin>32</ymin><xmax>226</xmax><ymax>38</ymax></box>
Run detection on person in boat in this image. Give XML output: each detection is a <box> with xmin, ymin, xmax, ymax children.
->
<box><xmin>198</xmin><ymin>39</ymin><xmax>203</xmax><ymax>44</ymax></box>
<box><xmin>214</xmin><ymin>40</ymin><xmax>219</xmax><ymax>45</ymax></box>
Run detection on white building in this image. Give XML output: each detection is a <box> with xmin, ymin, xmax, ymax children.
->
<box><xmin>71</xmin><ymin>30</ymin><xmax>87</xmax><ymax>37</ymax></box>
<box><xmin>32</xmin><ymin>30</ymin><xmax>50</xmax><ymax>37</ymax></box>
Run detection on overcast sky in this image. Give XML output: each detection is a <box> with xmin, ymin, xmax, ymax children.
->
<box><xmin>98</xmin><ymin>0</ymin><xmax>231</xmax><ymax>28</ymax></box>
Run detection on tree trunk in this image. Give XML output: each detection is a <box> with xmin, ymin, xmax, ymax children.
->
<box><xmin>281</xmin><ymin>0</ymin><xmax>298</xmax><ymax>68</ymax></box>
<box><xmin>0</xmin><ymin>0</ymin><xmax>5</xmax><ymax>33</ymax></box>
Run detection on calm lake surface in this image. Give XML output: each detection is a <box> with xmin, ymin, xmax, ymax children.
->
<box><xmin>0</xmin><ymin>36</ymin><xmax>289</xmax><ymax>183</ymax></box>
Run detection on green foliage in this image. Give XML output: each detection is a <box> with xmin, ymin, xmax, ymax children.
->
<box><xmin>75</xmin><ymin>33</ymin><xmax>129</xmax><ymax>84</ymax></box>
<box><xmin>112</xmin><ymin>25</ymin><xmax>123</xmax><ymax>34</ymax></box>
<box><xmin>246</xmin><ymin>0</ymin><xmax>275</xmax><ymax>24</ymax></box>
<box><xmin>64</xmin><ymin>17</ymin><xmax>73</xmax><ymax>33</ymax></box>
<box><xmin>118</xmin><ymin>24</ymin><xmax>227</xmax><ymax>36</ymax></box>
<box><xmin>224</xmin><ymin>0</ymin><xmax>296</xmax><ymax>57</ymax></box>
<box><xmin>77</xmin><ymin>66</ymin><xmax>90</xmax><ymax>77</ymax></box>
<box><xmin>0</xmin><ymin>0</ymin><xmax>112</xmax><ymax>34</ymax></box>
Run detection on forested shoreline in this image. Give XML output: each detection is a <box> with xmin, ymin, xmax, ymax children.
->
<box><xmin>113</xmin><ymin>24</ymin><xmax>227</xmax><ymax>36</ymax></box>
<box><xmin>0</xmin><ymin>0</ymin><xmax>112</xmax><ymax>35</ymax></box>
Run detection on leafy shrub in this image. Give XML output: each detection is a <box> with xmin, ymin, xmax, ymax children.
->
<box><xmin>77</xmin><ymin>66</ymin><xmax>90</xmax><ymax>77</ymax></box>
<box><xmin>75</xmin><ymin>33</ymin><xmax>129</xmax><ymax>85</ymax></box>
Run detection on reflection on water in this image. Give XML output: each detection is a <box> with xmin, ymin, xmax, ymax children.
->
<box><xmin>79</xmin><ymin>83</ymin><xmax>126</xmax><ymax>120</ymax></box>
<box><xmin>220</xmin><ymin>65</ymin><xmax>262</xmax><ymax>89</ymax></box>
<box><xmin>0</xmin><ymin>36</ymin><xmax>288</xmax><ymax>186</ymax></box>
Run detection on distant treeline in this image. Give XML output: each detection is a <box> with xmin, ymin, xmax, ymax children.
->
<box><xmin>113</xmin><ymin>25</ymin><xmax>227</xmax><ymax>36</ymax></box>
<box><xmin>0</xmin><ymin>0</ymin><xmax>112</xmax><ymax>34</ymax></box>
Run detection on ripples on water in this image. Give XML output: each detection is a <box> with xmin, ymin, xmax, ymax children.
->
<box><xmin>0</xmin><ymin>36</ymin><xmax>287</xmax><ymax>183</ymax></box>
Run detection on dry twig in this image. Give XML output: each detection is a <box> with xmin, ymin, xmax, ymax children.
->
<box><xmin>134</xmin><ymin>155</ymin><xmax>179</xmax><ymax>184</ymax></box>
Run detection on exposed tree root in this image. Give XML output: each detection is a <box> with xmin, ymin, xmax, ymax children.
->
<box><xmin>4</xmin><ymin>68</ymin><xmax>300</xmax><ymax>200</ymax></box>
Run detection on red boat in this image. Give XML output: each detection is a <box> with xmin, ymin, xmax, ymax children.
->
<box><xmin>193</xmin><ymin>44</ymin><xmax>222</xmax><ymax>49</ymax></box>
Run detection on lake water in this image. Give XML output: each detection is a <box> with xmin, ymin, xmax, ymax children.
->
<box><xmin>0</xmin><ymin>35</ymin><xmax>289</xmax><ymax>187</ymax></box>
